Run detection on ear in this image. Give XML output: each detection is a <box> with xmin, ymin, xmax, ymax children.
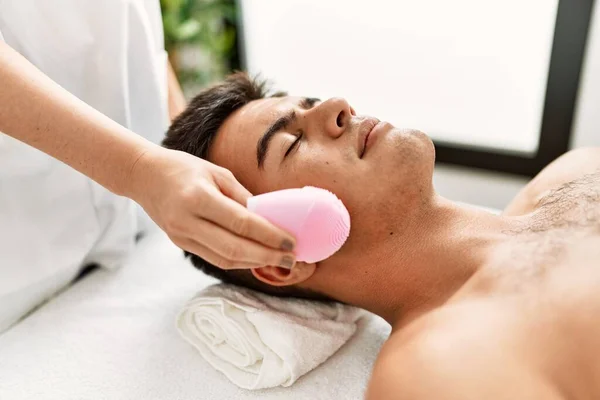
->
<box><xmin>251</xmin><ymin>261</ymin><xmax>317</xmax><ymax>287</ymax></box>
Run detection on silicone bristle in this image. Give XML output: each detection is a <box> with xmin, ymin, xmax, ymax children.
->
<box><xmin>330</xmin><ymin>199</ymin><xmax>351</xmax><ymax>248</ymax></box>
<box><xmin>331</xmin><ymin>212</ymin><xmax>350</xmax><ymax>248</ymax></box>
<box><xmin>297</xmin><ymin>187</ymin><xmax>351</xmax><ymax>263</ymax></box>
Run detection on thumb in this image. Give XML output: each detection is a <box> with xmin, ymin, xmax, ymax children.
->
<box><xmin>213</xmin><ymin>168</ymin><xmax>252</xmax><ymax>206</ymax></box>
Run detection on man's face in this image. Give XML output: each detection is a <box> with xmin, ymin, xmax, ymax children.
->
<box><xmin>209</xmin><ymin>95</ymin><xmax>436</xmax><ymax>249</ymax></box>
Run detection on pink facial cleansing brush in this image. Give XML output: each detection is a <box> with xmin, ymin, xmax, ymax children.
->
<box><xmin>247</xmin><ymin>186</ymin><xmax>351</xmax><ymax>263</ymax></box>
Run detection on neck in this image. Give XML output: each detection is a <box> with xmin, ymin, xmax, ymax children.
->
<box><xmin>318</xmin><ymin>195</ymin><xmax>521</xmax><ymax>327</ymax></box>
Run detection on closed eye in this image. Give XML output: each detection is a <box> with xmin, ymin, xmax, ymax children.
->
<box><xmin>284</xmin><ymin>132</ymin><xmax>303</xmax><ymax>158</ymax></box>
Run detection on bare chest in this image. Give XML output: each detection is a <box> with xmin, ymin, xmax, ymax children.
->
<box><xmin>495</xmin><ymin>172</ymin><xmax>600</xmax><ymax>285</ymax></box>
<box><xmin>480</xmin><ymin>173</ymin><xmax>600</xmax><ymax>397</ymax></box>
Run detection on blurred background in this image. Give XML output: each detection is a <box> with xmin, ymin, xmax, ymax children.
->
<box><xmin>163</xmin><ymin>0</ymin><xmax>599</xmax><ymax>211</ymax></box>
<box><xmin>160</xmin><ymin>0</ymin><xmax>239</xmax><ymax>97</ymax></box>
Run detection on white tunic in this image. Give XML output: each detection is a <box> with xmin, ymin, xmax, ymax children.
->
<box><xmin>0</xmin><ymin>0</ymin><xmax>169</xmax><ymax>333</ymax></box>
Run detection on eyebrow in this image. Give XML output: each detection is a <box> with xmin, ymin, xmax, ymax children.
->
<box><xmin>256</xmin><ymin>97</ymin><xmax>320</xmax><ymax>168</ymax></box>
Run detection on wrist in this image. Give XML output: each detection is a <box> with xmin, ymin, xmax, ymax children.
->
<box><xmin>120</xmin><ymin>142</ymin><xmax>163</xmax><ymax>201</ymax></box>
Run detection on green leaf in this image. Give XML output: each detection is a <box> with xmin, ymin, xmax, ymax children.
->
<box><xmin>160</xmin><ymin>0</ymin><xmax>185</xmax><ymax>13</ymax></box>
<box><xmin>162</xmin><ymin>0</ymin><xmax>238</xmax><ymax>86</ymax></box>
<box><xmin>175</xmin><ymin>19</ymin><xmax>201</xmax><ymax>41</ymax></box>
<box><xmin>213</xmin><ymin>27</ymin><xmax>236</xmax><ymax>53</ymax></box>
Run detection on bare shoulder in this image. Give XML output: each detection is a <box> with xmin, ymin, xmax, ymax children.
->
<box><xmin>504</xmin><ymin>147</ymin><xmax>600</xmax><ymax>216</ymax></box>
<box><xmin>365</xmin><ymin>301</ymin><xmax>561</xmax><ymax>400</ymax></box>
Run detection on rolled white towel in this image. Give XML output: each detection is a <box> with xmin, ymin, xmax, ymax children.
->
<box><xmin>176</xmin><ymin>284</ymin><xmax>363</xmax><ymax>390</ymax></box>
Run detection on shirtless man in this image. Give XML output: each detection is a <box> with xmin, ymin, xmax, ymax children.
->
<box><xmin>163</xmin><ymin>73</ymin><xmax>600</xmax><ymax>399</ymax></box>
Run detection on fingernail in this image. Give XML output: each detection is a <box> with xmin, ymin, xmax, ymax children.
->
<box><xmin>280</xmin><ymin>239</ymin><xmax>295</xmax><ymax>251</ymax></box>
<box><xmin>279</xmin><ymin>256</ymin><xmax>295</xmax><ymax>269</ymax></box>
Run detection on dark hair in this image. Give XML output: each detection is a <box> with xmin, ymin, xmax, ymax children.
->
<box><xmin>163</xmin><ymin>72</ymin><xmax>329</xmax><ymax>301</ymax></box>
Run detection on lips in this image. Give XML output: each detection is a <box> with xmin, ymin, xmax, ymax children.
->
<box><xmin>358</xmin><ymin>117</ymin><xmax>380</xmax><ymax>158</ymax></box>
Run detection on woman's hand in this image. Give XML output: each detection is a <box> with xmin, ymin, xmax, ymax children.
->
<box><xmin>0</xmin><ymin>42</ymin><xmax>295</xmax><ymax>269</ymax></box>
<box><xmin>128</xmin><ymin>147</ymin><xmax>297</xmax><ymax>270</ymax></box>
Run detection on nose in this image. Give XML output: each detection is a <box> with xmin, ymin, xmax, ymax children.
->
<box><xmin>312</xmin><ymin>97</ymin><xmax>355</xmax><ymax>139</ymax></box>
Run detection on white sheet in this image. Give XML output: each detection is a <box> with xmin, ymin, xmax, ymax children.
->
<box><xmin>0</xmin><ymin>226</ymin><xmax>390</xmax><ymax>400</ymax></box>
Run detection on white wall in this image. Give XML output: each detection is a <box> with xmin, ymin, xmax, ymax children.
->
<box><xmin>434</xmin><ymin>2</ymin><xmax>600</xmax><ymax>210</ymax></box>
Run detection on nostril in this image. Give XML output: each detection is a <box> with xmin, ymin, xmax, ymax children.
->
<box><xmin>336</xmin><ymin>111</ymin><xmax>344</xmax><ymax>128</ymax></box>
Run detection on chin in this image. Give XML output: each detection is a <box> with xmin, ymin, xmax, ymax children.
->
<box><xmin>387</xmin><ymin>127</ymin><xmax>434</xmax><ymax>159</ymax></box>
<box><xmin>404</xmin><ymin>127</ymin><xmax>433</xmax><ymax>146</ymax></box>
<box><xmin>416</xmin><ymin>129</ymin><xmax>436</xmax><ymax>164</ymax></box>
<box><xmin>383</xmin><ymin>128</ymin><xmax>436</xmax><ymax>186</ymax></box>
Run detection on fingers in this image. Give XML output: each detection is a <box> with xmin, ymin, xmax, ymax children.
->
<box><xmin>178</xmin><ymin>216</ymin><xmax>296</xmax><ymax>270</ymax></box>
<box><xmin>202</xmin><ymin>181</ymin><xmax>297</xmax><ymax>252</ymax></box>
<box><xmin>213</xmin><ymin>168</ymin><xmax>252</xmax><ymax>206</ymax></box>
<box><xmin>178</xmin><ymin>239</ymin><xmax>264</xmax><ymax>270</ymax></box>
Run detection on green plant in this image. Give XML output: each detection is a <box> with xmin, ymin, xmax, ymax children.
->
<box><xmin>161</xmin><ymin>0</ymin><xmax>237</xmax><ymax>90</ymax></box>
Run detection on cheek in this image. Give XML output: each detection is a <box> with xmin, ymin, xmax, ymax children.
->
<box><xmin>282</xmin><ymin>148</ymin><xmax>354</xmax><ymax>190</ymax></box>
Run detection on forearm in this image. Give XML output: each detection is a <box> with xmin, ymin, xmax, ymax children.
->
<box><xmin>0</xmin><ymin>41</ymin><xmax>156</xmax><ymax>197</ymax></box>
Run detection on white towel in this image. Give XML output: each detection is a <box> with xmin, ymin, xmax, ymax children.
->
<box><xmin>176</xmin><ymin>284</ymin><xmax>363</xmax><ymax>390</ymax></box>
